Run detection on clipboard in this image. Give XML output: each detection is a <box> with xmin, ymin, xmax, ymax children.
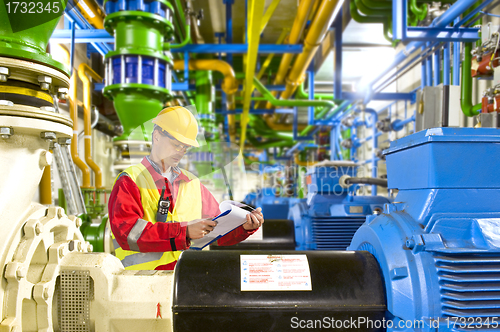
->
<box><xmin>190</xmin><ymin>201</ymin><xmax>255</xmax><ymax>250</ymax></box>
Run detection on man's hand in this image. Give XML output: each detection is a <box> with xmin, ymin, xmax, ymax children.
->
<box><xmin>186</xmin><ymin>218</ymin><xmax>217</xmax><ymax>240</ymax></box>
<box><xmin>242</xmin><ymin>207</ymin><xmax>264</xmax><ymax>230</ymax></box>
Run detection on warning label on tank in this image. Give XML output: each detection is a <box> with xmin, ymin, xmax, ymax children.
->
<box><xmin>240</xmin><ymin>254</ymin><xmax>312</xmax><ymax>291</ymax></box>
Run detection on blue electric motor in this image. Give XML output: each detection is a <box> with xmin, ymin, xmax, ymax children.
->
<box><xmin>290</xmin><ymin>162</ymin><xmax>390</xmax><ymax>250</ymax></box>
<box><xmin>243</xmin><ymin>188</ymin><xmax>292</xmax><ymax>220</ymax></box>
<box><xmin>349</xmin><ymin>127</ymin><xmax>500</xmax><ymax>330</ymax></box>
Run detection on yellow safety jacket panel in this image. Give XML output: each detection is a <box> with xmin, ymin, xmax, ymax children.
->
<box><xmin>112</xmin><ymin>163</ymin><xmax>202</xmax><ymax>270</ymax></box>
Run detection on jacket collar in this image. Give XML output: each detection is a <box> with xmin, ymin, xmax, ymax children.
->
<box><xmin>142</xmin><ymin>156</ymin><xmax>190</xmax><ymax>184</ymax></box>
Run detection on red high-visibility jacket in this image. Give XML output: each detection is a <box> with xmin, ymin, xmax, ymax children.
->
<box><xmin>108</xmin><ymin>157</ymin><xmax>256</xmax><ymax>270</ymax></box>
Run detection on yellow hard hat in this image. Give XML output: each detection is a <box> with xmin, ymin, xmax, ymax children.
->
<box><xmin>152</xmin><ymin>106</ymin><xmax>199</xmax><ymax>147</ymax></box>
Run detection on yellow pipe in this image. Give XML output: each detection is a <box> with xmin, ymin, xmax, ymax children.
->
<box><xmin>268</xmin><ymin>0</ymin><xmax>316</xmax><ymax>109</ymax></box>
<box><xmin>39</xmin><ymin>162</ymin><xmax>52</xmax><ymax>204</ymax></box>
<box><xmin>295</xmin><ymin>155</ymin><xmax>317</xmax><ymax>167</ymax></box>
<box><xmin>260</xmin><ymin>0</ymin><xmax>282</xmax><ymax>33</ymax></box>
<box><xmin>264</xmin><ymin>116</ymin><xmax>307</xmax><ymax>131</ymax></box>
<box><xmin>241</xmin><ymin>0</ymin><xmax>266</xmax><ymax>151</ymax></box>
<box><xmin>76</xmin><ymin>0</ymin><xmax>105</xmax><ymax>29</ymax></box>
<box><xmin>257</xmin><ymin>28</ymin><xmax>289</xmax><ymax>80</ymax></box>
<box><xmin>69</xmin><ymin>74</ymin><xmax>92</xmax><ymax>189</ymax></box>
<box><xmin>173</xmin><ymin>59</ymin><xmax>238</xmax><ymax>100</ymax></box>
<box><xmin>281</xmin><ymin>0</ymin><xmax>341</xmax><ymax>100</ymax></box>
<box><xmin>78</xmin><ymin>63</ymin><xmax>104</xmax><ymax>189</ymax></box>
<box><xmin>173</xmin><ymin>59</ymin><xmax>239</xmax><ymax>141</ymax></box>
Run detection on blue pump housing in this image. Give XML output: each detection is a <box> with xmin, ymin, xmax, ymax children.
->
<box><xmin>349</xmin><ymin>127</ymin><xmax>500</xmax><ymax>330</ymax></box>
<box><xmin>290</xmin><ymin>164</ymin><xmax>389</xmax><ymax>250</ymax></box>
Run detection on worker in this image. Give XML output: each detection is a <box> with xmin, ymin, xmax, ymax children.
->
<box><xmin>108</xmin><ymin>106</ymin><xmax>265</xmax><ymax>270</ymax></box>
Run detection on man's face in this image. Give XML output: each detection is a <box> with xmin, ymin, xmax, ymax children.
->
<box><xmin>153</xmin><ymin>129</ymin><xmax>191</xmax><ymax>168</ymax></box>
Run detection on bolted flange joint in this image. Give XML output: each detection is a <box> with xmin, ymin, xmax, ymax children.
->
<box><xmin>0</xmin><ymin>127</ymin><xmax>14</xmax><ymax>139</ymax></box>
<box><xmin>40</xmin><ymin>132</ymin><xmax>56</xmax><ymax>141</ymax></box>
<box><xmin>0</xmin><ymin>67</ymin><xmax>9</xmax><ymax>82</ymax></box>
<box><xmin>57</xmin><ymin>87</ymin><xmax>68</xmax><ymax>100</ymax></box>
<box><xmin>38</xmin><ymin>75</ymin><xmax>52</xmax><ymax>91</ymax></box>
<box><xmin>58</xmin><ymin>137</ymin><xmax>72</xmax><ymax>146</ymax></box>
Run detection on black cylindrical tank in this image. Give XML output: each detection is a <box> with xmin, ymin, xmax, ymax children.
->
<box><xmin>173</xmin><ymin>250</ymin><xmax>386</xmax><ymax>332</ymax></box>
<box><xmin>210</xmin><ymin>219</ymin><xmax>296</xmax><ymax>251</ymax></box>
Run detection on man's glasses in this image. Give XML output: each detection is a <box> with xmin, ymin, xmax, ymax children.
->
<box><xmin>160</xmin><ymin>130</ymin><xmax>193</xmax><ymax>152</ymax></box>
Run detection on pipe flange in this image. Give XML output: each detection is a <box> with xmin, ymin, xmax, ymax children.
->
<box><xmin>1</xmin><ymin>205</ymin><xmax>89</xmax><ymax>332</ymax></box>
<box><xmin>0</xmin><ymin>57</ymin><xmax>69</xmax><ymax>95</ymax></box>
<box><xmin>0</xmin><ymin>104</ymin><xmax>73</xmax><ymax>128</ymax></box>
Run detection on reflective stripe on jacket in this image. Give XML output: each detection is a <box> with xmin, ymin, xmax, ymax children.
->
<box><xmin>112</xmin><ymin>162</ymin><xmax>201</xmax><ymax>270</ymax></box>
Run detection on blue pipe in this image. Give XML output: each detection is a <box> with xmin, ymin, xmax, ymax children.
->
<box><xmin>426</xmin><ymin>44</ymin><xmax>433</xmax><ymax>87</ymax></box>
<box><xmin>454</xmin><ymin>0</ymin><xmax>495</xmax><ymax>27</ymax></box>
<box><xmin>334</xmin><ymin>8</ymin><xmax>343</xmax><ymax>100</ymax></box>
<box><xmin>183</xmin><ymin>52</ymin><xmax>189</xmax><ymax>82</ymax></box>
<box><xmin>453</xmin><ymin>19</ymin><xmax>461</xmax><ymax>86</ymax></box>
<box><xmin>353</xmin><ymin>131</ymin><xmax>383</xmax><ymax>147</ymax></box>
<box><xmin>373</xmin><ymin>41</ymin><xmax>440</xmax><ymax>93</ymax></box>
<box><xmin>225</xmin><ymin>0</ymin><xmax>233</xmax><ymax>64</ymax></box>
<box><xmin>325</xmin><ymin>100</ymin><xmax>350</xmax><ymax>121</ymax></box>
<box><xmin>350</xmin><ymin>125</ymin><xmax>357</xmax><ymax>160</ymax></box>
<box><xmin>443</xmin><ymin>42</ymin><xmax>450</xmax><ymax>85</ymax></box>
<box><xmin>285</xmin><ymin>142</ymin><xmax>302</xmax><ymax>157</ymax></box>
<box><xmin>367</xmin><ymin>108</ymin><xmax>379</xmax><ymax>196</ymax></box>
<box><xmin>433</xmin><ymin>49</ymin><xmax>440</xmax><ymax>86</ymax></box>
<box><xmin>363</xmin><ymin>0</ymin><xmax>479</xmax><ymax>103</ymax></box>
<box><xmin>421</xmin><ymin>52</ymin><xmax>426</xmax><ymax>89</ymax></box>
<box><xmin>330</xmin><ymin>127</ymin><xmax>337</xmax><ymax>160</ymax></box>
<box><xmin>63</xmin><ymin>10</ymin><xmax>111</xmax><ymax>56</ymax></box>
<box><xmin>70</xmin><ymin>21</ymin><xmax>76</xmax><ymax>75</ymax></box>
<box><xmin>308</xmin><ymin>69</ymin><xmax>315</xmax><ymax>125</ymax></box>
<box><xmin>391</xmin><ymin>114</ymin><xmax>416</xmax><ymax>131</ymax></box>
<box><xmin>434</xmin><ymin>0</ymin><xmax>481</xmax><ymax>27</ymax></box>
<box><xmin>293</xmin><ymin>106</ymin><xmax>316</xmax><ymax>140</ymax></box>
<box><xmin>354</xmin><ymin>107</ymin><xmax>378</xmax><ymax>195</ymax></box>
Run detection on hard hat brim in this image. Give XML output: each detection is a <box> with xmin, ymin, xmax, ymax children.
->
<box><xmin>168</xmin><ymin>131</ymin><xmax>200</xmax><ymax>147</ymax></box>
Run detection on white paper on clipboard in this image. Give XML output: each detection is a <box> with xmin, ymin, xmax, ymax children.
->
<box><xmin>190</xmin><ymin>200</ymin><xmax>255</xmax><ymax>250</ymax></box>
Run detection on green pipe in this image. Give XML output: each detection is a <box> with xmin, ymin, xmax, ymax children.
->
<box><xmin>360</xmin><ymin>0</ymin><xmax>391</xmax><ymax>9</ymax></box>
<box><xmin>250</xmin><ymin>129</ymin><xmax>294</xmax><ymax>140</ymax></box>
<box><xmin>195</xmin><ymin>70</ymin><xmax>217</xmax><ymax>139</ymax></box>
<box><xmin>253</xmin><ymin>78</ymin><xmax>335</xmax><ymax>109</ymax></box>
<box><xmin>173</xmin><ymin>0</ymin><xmax>187</xmax><ymax>37</ymax></box>
<box><xmin>243</xmin><ymin>157</ymin><xmax>274</xmax><ymax>165</ymax></box>
<box><xmin>462</xmin><ymin>1</ymin><xmax>482</xmax><ymax>28</ymax></box>
<box><xmin>409</xmin><ymin>0</ymin><xmax>427</xmax><ymax>21</ymax></box>
<box><xmin>165</xmin><ymin>24</ymin><xmax>191</xmax><ymax>49</ymax></box>
<box><xmin>248</xmin><ymin>115</ymin><xmax>294</xmax><ymax>139</ymax></box>
<box><xmin>247</xmin><ymin>135</ymin><xmax>295</xmax><ymax>149</ymax></box>
<box><xmin>296</xmin><ymin>82</ymin><xmax>342</xmax><ymax>102</ymax></box>
<box><xmin>80</xmin><ymin>216</ymin><xmax>108</xmax><ymax>253</ymax></box>
<box><xmin>254</xmin><ymin>78</ymin><xmax>340</xmax><ymax>137</ymax></box>
<box><xmin>0</xmin><ymin>0</ymin><xmax>69</xmax><ymax>74</ymax></box>
<box><xmin>354</xmin><ymin>0</ymin><xmax>391</xmax><ymax>16</ymax></box>
<box><xmin>461</xmin><ymin>43</ymin><xmax>482</xmax><ymax>117</ymax></box>
<box><xmin>350</xmin><ymin>1</ymin><xmax>392</xmax><ymax>43</ymax></box>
